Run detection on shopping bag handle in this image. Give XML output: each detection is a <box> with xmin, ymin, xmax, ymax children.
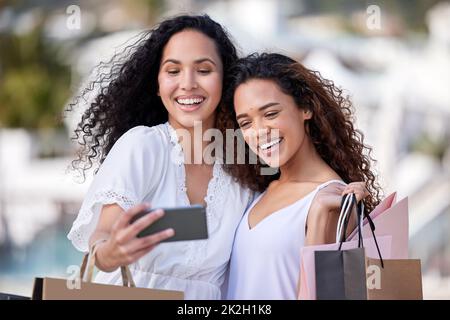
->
<box><xmin>360</xmin><ymin>205</ymin><xmax>384</xmax><ymax>268</ymax></box>
<box><xmin>336</xmin><ymin>193</ymin><xmax>352</xmax><ymax>243</ymax></box>
<box><xmin>79</xmin><ymin>239</ymin><xmax>136</xmax><ymax>287</ymax></box>
<box><xmin>337</xmin><ymin>193</ymin><xmax>370</xmax><ymax>248</ymax></box>
<box><xmin>336</xmin><ymin>194</ymin><xmax>385</xmax><ymax>268</ymax></box>
<box><xmin>336</xmin><ymin>193</ymin><xmax>368</xmax><ymax>248</ymax></box>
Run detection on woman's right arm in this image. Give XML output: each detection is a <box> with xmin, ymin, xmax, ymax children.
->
<box><xmin>305</xmin><ymin>182</ymin><xmax>368</xmax><ymax>246</ymax></box>
<box><xmin>90</xmin><ymin>203</ymin><xmax>174</xmax><ymax>272</ymax></box>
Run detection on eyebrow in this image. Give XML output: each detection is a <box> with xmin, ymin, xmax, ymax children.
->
<box><xmin>236</xmin><ymin>102</ymin><xmax>280</xmax><ymax>121</ymax></box>
<box><xmin>161</xmin><ymin>58</ymin><xmax>217</xmax><ymax>67</ymax></box>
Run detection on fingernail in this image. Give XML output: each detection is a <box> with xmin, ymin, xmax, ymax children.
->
<box><xmin>167</xmin><ymin>228</ymin><xmax>175</xmax><ymax>236</ymax></box>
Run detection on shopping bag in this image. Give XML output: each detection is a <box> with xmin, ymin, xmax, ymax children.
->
<box><xmin>347</xmin><ymin>191</ymin><xmax>397</xmax><ymax>240</ymax></box>
<box><xmin>0</xmin><ymin>292</ymin><xmax>30</xmax><ymax>300</ymax></box>
<box><xmin>299</xmin><ymin>194</ymin><xmax>391</xmax><ymax>300</ymax></box>
<box><xmin>32</xmin><ymin>240</ymin><xmax>184</xmax><ymax>300</ymax></box>
<box><xmin>365</xmin><ymin>257</ymin><xmax>423</xmax><ymax>299</ymax></box>
<box><xmin>315</xmin><ymin>194</ymin><xmax>383</xmax><ymax>300</ymax></box>
<box><xmin>349</xmin><ymin>196</ymin><xmax>409</xmax><ymax>259</ymax></box>
<box><xmin>349</xmin><ymin>195</ymin><xmax>422</xmax><ymax>298</ymax></box>
<box><xmin>299</xmin><ymin>194</ymin><xmax>423</xmax><ymax>300</ymax></box>
<box><xmin>315</xmin><ymin>247</ymin><xmax>367</xmax><ymax>300</ymax></box>
<box><xmin>298</xmin><ymin>236</ymin><xmax>392</xmax><ymax>300</ymax></box>
<box><xmin>369</xmin><ymin>192</ymin><xmax>397</xmax><ymax>220</ymax></box>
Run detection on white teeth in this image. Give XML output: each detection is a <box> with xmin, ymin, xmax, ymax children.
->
<box><xmin>260</xmin><ymin>138</ymin><xmax>282</xmax><ymax>150</ymax></box>
<box><xmin>176</xmin><ymin>97</ymin><xmax>204</xmax><ymax>105</ymax></box>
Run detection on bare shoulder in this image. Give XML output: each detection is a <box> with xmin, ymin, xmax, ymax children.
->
<box><xmin>315</xmin><ymin>172</ymin><xmax>345</xmax><ymax>192</ymax></box>
<box><xmin>318</xmin><ymin>181</ymin><xmax>345</xmax><ymax>194</ymax></box>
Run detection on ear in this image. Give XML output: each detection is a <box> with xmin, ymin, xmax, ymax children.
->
<box><xmin>303</xmin><ymin>109</ymin><xmax>312</xmax><ymax>120</ymax></box>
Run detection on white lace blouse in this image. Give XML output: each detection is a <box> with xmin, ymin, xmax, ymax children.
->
<box><xmin>67</xmin><ymin>122</ymin><xmax>253</xmax><ymax>299</ymax></box>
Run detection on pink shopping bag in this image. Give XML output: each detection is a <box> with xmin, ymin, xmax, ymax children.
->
<box><xmin>349</xmin><ymin>196</ymin><xmax>409</xmax><ymax>259</ymax></box>
<box><xmin>347</xmin><ymin>192</ymin><xmax>397</xmax><ymax>240</ymax></box>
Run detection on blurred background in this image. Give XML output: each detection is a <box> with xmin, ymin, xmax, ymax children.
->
<box><xmin>0</xmin><ymin>0</ymin><xmax>449</xmax><ymax>299</ymax></box>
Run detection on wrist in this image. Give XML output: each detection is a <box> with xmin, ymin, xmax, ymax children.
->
<box><xmin>95</xmin><ymin>241</ymin><xmax>117</xmax><ymax>273</ymax></box>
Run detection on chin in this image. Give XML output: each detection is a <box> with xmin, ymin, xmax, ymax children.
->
<box><xmin>178</xmin><ymin>117</ymin><xmax>200</xmax><ymax>128</ymax></box>
<box><xmin>172</xmin><ymin>115</ymin><xmax>203</xmax><ymax>128</ymax></box>
<box><xmin>258</xmin><ymin>156</ymin><xmax>282</xmax><ymax>168</ymax></box>
<box><xmin>268</xmin><ymin>160</ymin><xmax>284</xmax><ymax>168</ymax></box>
<box><xmin>181</xmin><ymin>112</ymin><xmax>217</xmax><ymax>127</ymax></box>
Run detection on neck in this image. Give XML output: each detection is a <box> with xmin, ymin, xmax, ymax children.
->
<box><xmin>169</xmin><ymin>116</ymin><xmax>216</xmax><ymax>165</ymax></box>
<box><xmin>278</xmin><ymin>136</ymin><xmax>333</xmax><ymax>184</ymax></box>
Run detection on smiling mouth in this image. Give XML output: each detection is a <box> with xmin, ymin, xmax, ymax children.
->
<box><xmin>259</xmin><ymin>137</ymin><xmax>283</xmax><ymax>151</ymax></box>
<box><xmin>175</xmin><ymin>96</ymin><xmax>206</xmax><ymax>110</ymax></box>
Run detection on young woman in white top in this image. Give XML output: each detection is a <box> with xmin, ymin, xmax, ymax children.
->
<box><xmin>219</xmin><ymin>53</ymin><xmax>382</xmax><ymax>299</ymax></box>
<box><xmin>66</xmin><ymin>15</ymin><xmax>253</xmax><ymax>299</ymax></box>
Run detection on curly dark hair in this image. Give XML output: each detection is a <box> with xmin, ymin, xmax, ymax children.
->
<box><xmin>218</xmin><ymin>53</ymin><xmax>382</xmax><ymax>214</ymax></box>
<box><xmin>67</xmin><ymin>14</ymin><xmax>238</xmax><ymax>180</ymax></box>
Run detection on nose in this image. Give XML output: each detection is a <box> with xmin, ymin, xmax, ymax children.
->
<box><xmin>247</xmin><ymin>120</ymin><xmax>271</xmax><ymax>142</ymax></box>
<box><xmin>180</xmin><ymin>70</ymin><xmax>198</xmax><ymax>91</ymax></box>
<box><xmin>254</xmin><ymin>118</ymin><xmax>270</xmax><ymax>134</ymax></box>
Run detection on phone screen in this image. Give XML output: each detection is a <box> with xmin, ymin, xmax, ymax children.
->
<box><xmin>130</xmin><ymin>205</ymin><xmax>208</xmax><ymax>242</ymax></box>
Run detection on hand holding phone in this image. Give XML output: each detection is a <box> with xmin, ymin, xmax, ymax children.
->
<box><xmin>93</xmin><ymin>203</ymin><xmax>174</xmax><ymax>272</ymax></box>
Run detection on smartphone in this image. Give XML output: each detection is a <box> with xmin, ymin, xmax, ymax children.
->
<box><xmin>130</xmin><ymin>205</ymin><xmax>208</xmax><ymax>242</ymax></box>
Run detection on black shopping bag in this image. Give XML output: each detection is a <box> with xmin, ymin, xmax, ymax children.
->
<box><xmin>314</xmin><ymin>194</ymin><xmax>375</xmax><ymax>300</ymax></box>
<box><xmin>315</xmin><ymin>247</ymin><xmax>367</xmax><ymax>300</ymax></box>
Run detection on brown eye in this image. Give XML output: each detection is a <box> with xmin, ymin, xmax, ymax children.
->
<box><xmin>239</xmin><ymin>121</ymin><xmax>251</xmax><ymax>128</ymax></box>
<box><xmin>167</xmin><ymin>69</ymin><xmax>179</xmax><ymax>75</ymax></box>
<box><xmin>265</xmin><ymin>111</ymin><xmax>278</xmax><ymax>119</ymax></box>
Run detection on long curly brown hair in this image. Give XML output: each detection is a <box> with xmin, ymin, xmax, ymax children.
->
<box><xmin>66</xmin><ymin>15</ymin><xmax>238</xmax><ymax>180</ymax></box>
<box><xmin>218</xmin><ymin>53</ymin><xmax>382</xmax><ymax>214</ymax></box>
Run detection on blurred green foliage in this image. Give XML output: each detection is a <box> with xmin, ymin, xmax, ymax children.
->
<box><xmin>410</xmin><ymin>132</ymin><xmax>449</xmax><ymax>161</ymax></box>
<box><xmin>303</xmin><ymin>0</ymin><xmax>445</xmax><ymax>32</ymax></box>
<box><xmin>140</xmin><ymin>0</ymin><xmax>165</xmax><ymax>17</ymax></box>
<box><xmin>0</xmin><ymin>0</ymin><xmax>166</xmax><ymax>130</ymax></box>
<box><xmin>0</xmin><ymin>19</ymin><xmax>71</xmax><ymax>129</ymax></box>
